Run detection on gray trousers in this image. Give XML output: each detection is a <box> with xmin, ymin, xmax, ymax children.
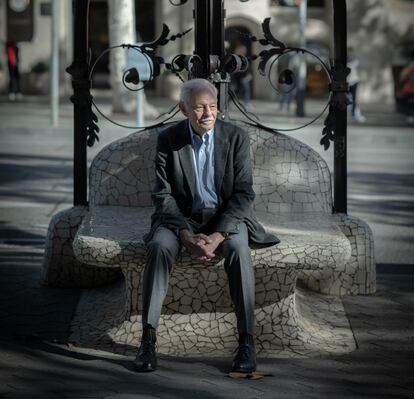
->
<box><xmin>141</xmin><ymin>222</ymin><xmax>255</xmax><ymax>335</ymax></box>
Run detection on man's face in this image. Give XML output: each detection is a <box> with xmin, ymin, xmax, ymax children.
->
<box><xmin>180</xmin><ymin>90</ymin><xmax>218</xmax><ymax>136</ymax></box>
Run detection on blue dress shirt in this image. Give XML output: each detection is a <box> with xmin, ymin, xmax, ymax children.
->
<box><xmin>189</xmin><ymin>122</ymin><xmax>218</xmax><ymax>211</ymax></box>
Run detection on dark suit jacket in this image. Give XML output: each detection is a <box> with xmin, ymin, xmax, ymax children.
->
<box><xmin>145</xmin><ymin>119</ymin><xmax>279</xmax><ymax>246</ymax></box>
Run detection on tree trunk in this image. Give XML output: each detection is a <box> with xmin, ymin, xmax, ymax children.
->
<box><xmin>108</xmin><ymin>0</ymin><xmax>136</xmax><ymax>113</ymax></box>
<box><xmin>347</xmin><ymin>0</ymin><xmax>395</xmax><ymax>104</ymax></box>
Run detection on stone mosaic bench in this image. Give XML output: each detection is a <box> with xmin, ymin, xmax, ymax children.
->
<box><xmin>42</xmin><ymin>122</ymin><xmax>375</xmax><ymax>357</ymax></box>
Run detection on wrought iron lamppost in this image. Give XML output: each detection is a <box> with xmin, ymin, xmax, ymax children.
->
<box><xmin>67</xmin><ymin>0</ymin><xmax>349</xmax><ymax>214</ymax></box>
<box><xmin>66</xmin><ymin>0</ymin><xmax>90</xmax><ymax>207</ymax></box>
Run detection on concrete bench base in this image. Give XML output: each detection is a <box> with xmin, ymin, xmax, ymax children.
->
<box><xmin>41</xmin><ymin>206</ymin><xmax>121</xmax><ymax>288</ymax></box>
<box><xmin>70</xmin><ymin>278</ymin><xmax>356</xmax><ymax>357</ymax></box>
<box><xmin>299</xmin><ymin>214</ymin><xmax>376</xmax><ymax>295</ymax></box>
<box><xmin>68</xmin><ymin>205</ymin><xmax>356</xmax><ymax>356</ymax></box>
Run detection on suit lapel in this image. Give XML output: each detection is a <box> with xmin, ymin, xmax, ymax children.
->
<box><xmin>176</xmin><ymin>121</ymin><xmax>196</xmax><ymax>201</ymax></box>
<box><xmin>174</xmin><ymin>119</ymin><xmax>230</xmax><ymax>206</ymax></box>
<box><xmin>214</xmin><ymin>121</ymin><xmax>230</xmax><ymax>204</ymax></box>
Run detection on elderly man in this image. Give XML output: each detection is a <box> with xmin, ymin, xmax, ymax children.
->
<box><xmin>134</xmin><ymin>78</ymin><xmax>279</xmax><ymax>373</ymax></box>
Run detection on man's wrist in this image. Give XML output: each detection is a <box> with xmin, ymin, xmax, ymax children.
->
<box><xmin>217</xmin><ymin>231</ymin><xmax>229</xmax><ymax>240</ymax></box>
<box><xmin>179</xmin><ymin>228</ymin><xmax>191</xmax><ymax>239</ymax></box>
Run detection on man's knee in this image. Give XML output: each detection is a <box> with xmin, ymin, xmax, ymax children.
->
<box><xmin>147</xmin><ymin>228</ymin><xmax>179</xmax><ymax>258</ymax></box>
<box><xmin>147</xmin><ymin>239</ymin><xmax>176</xmax><ymax>258</ymax></box>
<box><xmin>222</xmin><ymin>237</ymin><xmax>251</xmax><ymax>259</ymax></box>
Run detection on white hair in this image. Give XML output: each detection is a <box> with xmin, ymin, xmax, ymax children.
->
<box><xmin>179</xmin><ymin>78</ymin><xmax>218</xmax><ymax>106</ymax></box>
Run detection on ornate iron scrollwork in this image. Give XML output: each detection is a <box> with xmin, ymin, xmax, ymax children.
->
<box><xmin>87</xmin><ymin>25</ymin><xmax>193</xmax><ymax>132</ymax></box>
<box><xmin>321</xmin><ymin>64</ymin><xmax>351</xmax><ymax>150</ymax></box>
<box><xmin>226</xmin><ymin>18</ymin><xmax>333</xmax><ymax>137</ymax></box>
<box><xmin>89</xmin><ymin>16</ymin><xmax>347</xmax><ymax>151</ymax></box>
<box><xmin>66</xmin><ymin>63</ymin><xmax>100</xmax><ymax>147</ymax></box>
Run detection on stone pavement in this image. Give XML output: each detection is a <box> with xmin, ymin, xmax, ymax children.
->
<box><xmin>0</xmin><ymin>94</ymin><xmax>413</xmax><ymax>398</ymax></box>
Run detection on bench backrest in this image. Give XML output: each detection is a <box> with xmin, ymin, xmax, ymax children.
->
<box><xmin>89</xmin><ymin>122</ymin><xmax>332</xmax><ymax>214</ymax></box>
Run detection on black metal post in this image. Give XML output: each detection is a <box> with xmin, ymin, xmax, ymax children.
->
<box><xmin>68</xmin><ymin>0</ymin><xmax>89</xmax><ymax>206</ymax></box>
<box><xmin>210</xmin><ymin>0</ymin><xmax>225</xmax><ymax>61</ymax></box>
<box><xmin>194</xmin><ymin>0</ymin><xmax>211</xmax><ymax>77</ymax></box>
<box><xmin>194</xmin><ymin>0</ymin><xmax>228</xmax><ymax>117</ymax></box>
<box><xmin>211</xmin><ymin>0</ymin><xmax>229</xmax><ymax>119</ymax></box>
<box><xmin>332</xmin><ymin>0</ymin><xmax>347</xmax><ymax>214</ymax></box>
<box><xmin>296</xmin><ymin>0</ymin><xmax>307</xmax><ymax>117</ymax></box>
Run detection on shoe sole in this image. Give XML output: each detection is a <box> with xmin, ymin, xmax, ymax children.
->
<box><xmin>133</xmin><ymin>362</ymin><xmax>156</xmax><ymax>372</ymax></box>
<box><xmin>231</xmin><ymin>367</ymin><xmax>256</xmax><ymax>373</ymax></box>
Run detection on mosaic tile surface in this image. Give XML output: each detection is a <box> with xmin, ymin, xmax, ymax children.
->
<box><xmin>296</xmin><ymin>214</ymin><xmax>376</xmax><ymax>296</ymax></box>
<box><xmin>74</xmin><ymin>206</ymin><xmax>350</xmax><ymax>270</ymax></box>
<box><xmin>87</xmin><ymin>125</ymin><xmax>333</xmax><ymax>215</ymax></box>
<box><xmin>44</xmin><ymin>122</ymin><xmax>375</xmax><ymax>356</ymax></box>
<box><xmin>70</xmin><ymin>278</ymin><xmax>356</xmax><ymax>357</ymax></box>
<box><xmin>41</xmin><ymin>206</ymin><xmax>121</xmax><ymax>288</ymax></box>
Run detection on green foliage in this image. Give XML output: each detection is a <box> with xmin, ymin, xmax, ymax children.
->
<box><xmin>31</xmin><ymin>60</ymin><xmax>49</xmax><ymax>74</ymax></box>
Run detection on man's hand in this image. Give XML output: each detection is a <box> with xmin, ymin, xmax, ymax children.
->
<box><xmin>198</xmin><ymin>232</ymin><xmax>225</xmax><ymax>261</ymax></box>
<box><xmin>179</xmin><ymin>229</ymin><xmax>214</xmax><ymax>260</ymax></box>
<box><xmin>179</xmin><ymin>230</ymin><xmax>226</xmax><ymax>262</ymax></box>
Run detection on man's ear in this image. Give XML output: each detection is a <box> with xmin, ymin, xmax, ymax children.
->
<box><xmin>179</xmin><ymin>101</ymin><xmax>188</xmax><ymax>117</ymax></box>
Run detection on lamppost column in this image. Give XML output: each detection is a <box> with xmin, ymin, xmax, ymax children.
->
<box><xmin>333</xmin><ymin>0</ymin><xmax>347</xmax><ymax>214</ymax></box>
<box><xmin>194</xmin><ymin>0</ymin><xmax>228</xmax><ymax>117</ymax></box>
<box><xmin>68</xmin><ymin>0</ymin><xmax>90</xmax><ymax>206</ymax></box>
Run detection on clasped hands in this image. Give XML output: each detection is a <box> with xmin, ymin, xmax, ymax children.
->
<box><xmin>179</xmin><ymin>229</ymin><xmax>225</xmax><ymax>262</ymax></box>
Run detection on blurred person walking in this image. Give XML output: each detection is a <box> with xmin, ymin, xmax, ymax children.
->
<box><xmin>278</xmin><ymin>52</ymin><xmax>297</xmax><ymax>114</ymax></box>
<box><xmin>5</xmin><ymin>41</ymin><xmax>22</xmax><ymax>101</ymax></box>
<box><xmin>233</xmin><ymin>39</ymin><xmax>252</xmax><ymax>105</ymax></box>
<box><xmin>396</xmin><ymin>57</ymin><xmax>414</xmax><ymax>123</ymax></box>
<box><xmin>347</xmin><ymin>50</ymin><xmax>365</xmax><ymax>122</ymax></box>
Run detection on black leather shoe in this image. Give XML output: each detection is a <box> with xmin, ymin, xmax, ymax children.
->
<box><xmin>133</xmin><ymin>327</ymin><xmax>157</xmax><ymax>372</ymax></box>
<box><xmin>231</xmin><ymin>333</ymin><xmax>256</xmax><ymax>373</ymax></box>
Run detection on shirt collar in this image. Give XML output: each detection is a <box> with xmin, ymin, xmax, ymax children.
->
<box><xmin>188</xmin><ymin>120</ymin><xmax>214</xmax><ymax>145</ymax></box>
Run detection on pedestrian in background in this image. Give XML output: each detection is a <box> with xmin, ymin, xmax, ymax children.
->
<box><xmin>233</xmin><ymin>39</ymin><xmax>252</xmax><ymax>105</ymax></box>
<box><xmin>347</xmin><ymin>49</ymin><xmax>365</xmax><ymax>122</ymax></box>
<box><xmin>6</xmin><ymin>41</ymin><xmax>22</xmax><ymax>101</ymax></box>
<box><xmin>278</xmin><ymin>52</ymin><xmax>297</xmax><ymax>114</ymax></box>
<box><xmin>396</xmin><ymin>56</ymin><xmax>414</xmax><ymax>124</ymax></box>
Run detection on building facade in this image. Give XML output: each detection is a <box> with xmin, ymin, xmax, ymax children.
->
<box><xmin>1</xmin><ymin>0</ymin><xmax>413</xmax><ymax>104</ymax></box>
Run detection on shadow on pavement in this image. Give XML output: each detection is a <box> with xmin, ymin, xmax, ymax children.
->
<box><xmin>349</xmin><ymin>171</ymin><xmax>414</xmax><ymax>227</ymax></box>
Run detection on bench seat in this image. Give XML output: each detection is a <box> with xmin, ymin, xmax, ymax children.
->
<box><xmin>74</xmin><ymin>205</ymin><xmax>351</xmax><ymax>271</ymax></box>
